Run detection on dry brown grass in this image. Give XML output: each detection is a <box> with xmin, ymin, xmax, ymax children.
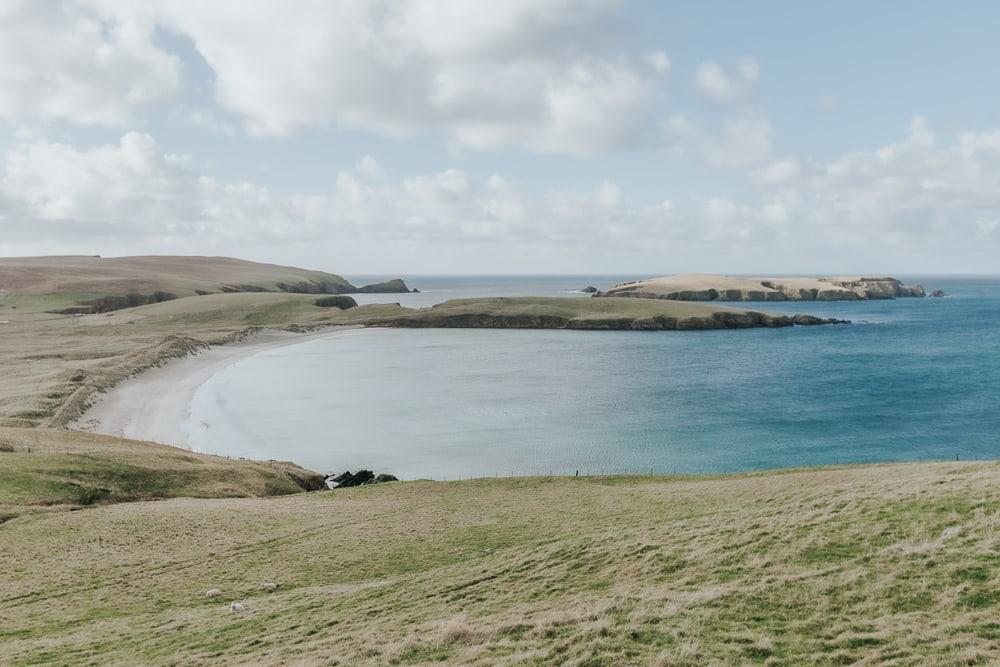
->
<box><xmin>0</xmin><ymin>255</ymin><xmax>354</xmax><ymax>297</ymax></box>
<box><xmin>0</xmin><ymin>428</ymin><xmax>322</xmax><ymax>514</ymax></box>
<box><xmin>2</xmin><ymin>463</ymin><xmax>999</xmax><ymax>664</ymax></box>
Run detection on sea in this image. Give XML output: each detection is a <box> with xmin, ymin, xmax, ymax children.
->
<box><xmin>179</xmin><ymin>275</ymin><xmax>1000</xmax><ymax>479</ymax></box>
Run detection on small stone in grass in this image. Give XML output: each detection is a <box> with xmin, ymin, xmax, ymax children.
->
<box><xmin>206</xmin><ymin>588</ymin><xmax>222</xmax><ymax>598</ymax></box>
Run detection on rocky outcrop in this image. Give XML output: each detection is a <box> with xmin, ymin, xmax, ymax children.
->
<box><xmin>598</xmin><ymin>275</ymin><xmax>928</xmax><ymax>302</ymax></box>
<box><xmin>372</xmin><ymin>310</ymin><xmax>847</xmax><ymax>331</ymax></box>
<box><xmin>313</xmin><ymin>296</ymin><xmax>358</xmax><ymax>309</ymax></box>
<box><xmin>325</xmin><ymin>470</ymin><xmax>399</xmax><ymax>489</ymax></box>
<box><xmin>353</xmin><ymin>279</ymin><xmax>414</xmax><ymax>294</ymax></box>
<box><xmin>283</xmin><ymin>469</ymin><xmax>328</xmax><ymax>491</ymax></box>
<box><xmin>580</xmin><ymin>286</ymin><xmax>599</xmax><ymax>293</ymax></box>
<box><xmin>930</xmin><ymin>290</ymin><xmax>948</xmax><ymax>298</ymax></box>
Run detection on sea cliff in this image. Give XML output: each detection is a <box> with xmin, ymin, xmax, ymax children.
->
<box><xmin>598</xmin><ymin>274</ymin><xmax>927</xmax><ymax>302</ymax></box>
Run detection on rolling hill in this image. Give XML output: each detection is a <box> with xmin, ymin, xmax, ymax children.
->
<box><xmin>0</xmin><ymin>255</ymin><xmax>410</xmax><ymax>312</ymax></box>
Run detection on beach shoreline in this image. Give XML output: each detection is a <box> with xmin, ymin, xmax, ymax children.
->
<box><xmin>70</xmin><ymin>326</ymin><xmax>362</xmax><ymax>449</ymax></box>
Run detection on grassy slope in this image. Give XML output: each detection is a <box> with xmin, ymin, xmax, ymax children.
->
<box><xmin>2</xmin><ymin>462</ymin><xmax>1000</xmax><ymax>664</ymax></box>
<box><xmin>382</xmin><ymin>296</ymin><xmax>750</xmax><ymax>323</ymax></box>
<box><xmin>0</xmin><ymin>255</ymin><xmax>355</xmax><ymax>300</ymax></box>
<box><xmin>0</xmin><ymin>429</ymin><xmax>322</xmax><ymax>517</ymax></box>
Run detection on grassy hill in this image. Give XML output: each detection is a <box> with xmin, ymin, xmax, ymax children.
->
<box><xmin>0</xmin><ymin>428</ymin><xmax>323</xmax><ymax>517</ymax></box>
<box><xmin>0</xmin><ymin>255</ymin><xmax>410</xmax><ymax>313</ymax></box>
<box><xmin>2</xmin><ymin>462</ymin><xmax>999</xmax><ymax>664</ymax></box>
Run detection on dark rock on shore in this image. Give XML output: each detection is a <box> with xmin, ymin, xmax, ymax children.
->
<box><xmin>580</xmin><ymin>286</ymin><xmax>599</xmax><ymax>293</ymax></box>
<box><xmin>314</xmin><ymin>295</ymin><xmax>358</xmax><ymax>309</ymax></box>
<box><xmin>326</xmin><ymin>470</ymin><xmax>399</xmax><ymax>489</ymax></box>
<box><xmin>374</xmin><ymin>310</ymin><xmax>848</xmax><ymax>331</ymax></box>
<box><xmin>930</xmin><ymin>290</ymin><xmax>947</xmax><ymax>297</ymax></box>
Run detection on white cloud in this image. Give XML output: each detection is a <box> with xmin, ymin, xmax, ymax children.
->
<box><xmin>644</xmin><ymin>50</ymin><xmax>671</xmax><ymax>74</ymax></box>
<box><xmin>0</xmin><ymin>0</ymin><xmax>179</xmax><ymax>126</ymax></box>
<box><xmin>6</xmin><ymin>118</ymin><xmax>1000</xmax><ymax>272</ymax></box>
<box><xmin>705</xmin><ymin>118</ymin><xmax>772</xmax><ymax>168</ymax></box>
<box><xmin>0</xmin><ymin>1</ymin><xmax>672</xmax><ymax>155</ymax></box>
<box><xmin>753</xmin><ymin>158</ymin><xmax>801</xmax><ymax>185</ymax></box>
<box><xmin>355</xmin><ymin>156</ymin><xmax>384</xmax><ymax>181</ymax></box>
<box><xmin>667</xmin><ymin>115</ymin><xmax>773</xmax><ymax>168</ymax></box>
<box><xmin>695</xmin><ymin>58</ymin><xmax>759</xmax><ymax>102</ymax></box>
<box><xmin>735</xmin><ymin>117</ymin><xmax>1000</xmax><ymax>258</ymax></box>
<box><xmin>143</xmin><ymin>0</ymin><xmax>665</xmax><ymax>154</ymax></box>
<box><xmin>0</xmin><ymin>132</ymin><xmax>680</xmax><ymax>250</ymax></box>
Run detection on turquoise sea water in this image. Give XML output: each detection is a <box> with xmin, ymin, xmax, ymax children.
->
<box><xmin>182</xmin><ymin>276</ymin><xmax>1000</xmax><ymax>479</ymax></box>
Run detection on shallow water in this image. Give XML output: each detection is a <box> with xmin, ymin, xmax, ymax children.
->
<box><xmin>182</xmin><ymin>276</ymin><xmax>1000</xmax><ymax>479</ymax></box>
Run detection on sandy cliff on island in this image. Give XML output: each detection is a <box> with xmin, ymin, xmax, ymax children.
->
<box><xmin>598</xmin><ymin>274</ymin><xmax>927</xmax><ymax>302</ymax></box>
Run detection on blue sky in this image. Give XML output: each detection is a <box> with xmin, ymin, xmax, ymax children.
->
<box><xmin>1</xmin><ymin>1</ymin><xmax>999</xmax><ymax>274</ymax></box>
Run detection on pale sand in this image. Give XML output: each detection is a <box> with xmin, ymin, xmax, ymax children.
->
<box><xmin>71</xmin><ymin>327</ymin><xmax>362</xmax><ymax>448</ymax></box>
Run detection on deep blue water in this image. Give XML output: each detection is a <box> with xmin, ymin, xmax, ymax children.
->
<box><xmin>183</xmin><ymin>276</ymin><xmax>1000</xmax><ymax>479</ymax></box>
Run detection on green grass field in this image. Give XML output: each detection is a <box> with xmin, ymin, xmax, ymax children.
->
<box><xmin>0</xmin><ymin>429</ymin><xmax>322</xmax><ymax>516</ymax></box>
<box><xmin>2</xmin><ymin>462</ymin><xmax>999</xmax><ymax>664</ymax></box>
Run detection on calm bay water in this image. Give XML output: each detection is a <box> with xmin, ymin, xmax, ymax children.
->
<box><xmin>182</xmin><ymin>276</ymin><xmax>1000</xmax><ymax>479</ymax></box>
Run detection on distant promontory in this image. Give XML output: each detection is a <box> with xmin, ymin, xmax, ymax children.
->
<box><xmin>0</xmin><ymin>255</ymin><xmax>415</xmax><ymax>314</ymax></box>
<box><xmin>597</xmin><ymin>274</ymin><xmax>928</xmax><ymax>302</ymax></box>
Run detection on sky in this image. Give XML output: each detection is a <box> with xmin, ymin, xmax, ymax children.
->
<box><xmin>1</xmin><ymin>1</ymin><xmax>1000</xmax><ymax>275</ymax></box>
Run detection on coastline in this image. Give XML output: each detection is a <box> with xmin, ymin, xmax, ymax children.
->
<box><xmin>71</xmin><ymin>326</ymin><xmax>362</xmax><ymax>449</ymax></box>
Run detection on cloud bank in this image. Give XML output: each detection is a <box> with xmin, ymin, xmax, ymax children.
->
<box><xmin>2</xmin><ymin>118</ymin><xmax>999</xmax><ymax>272</ymax></box>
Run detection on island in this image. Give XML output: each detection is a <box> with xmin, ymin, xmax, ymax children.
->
<box><xmin>597</xmin><ymin>273</ymin><xmax>928</xmax><ymax>301</ymax></box>
<box><xmin>363</xmin><ymin>297</ymin><xmax>845</xmax><ymax>330</ymax></box>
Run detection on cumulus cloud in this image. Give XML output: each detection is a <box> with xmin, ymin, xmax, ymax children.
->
<box><xmin>722</xmin><ymin>117</ymin><xmax>1000</xmax><ymax>261</ymax></box>
<box><xmin>665</xmin><ymin>115</ymin><xmax>772</xmax><ymax>168</ymax></box>
<box><xmin>147</xmin><ymin>0</ymin><xmax>667</xmax><ymax>154</ymax></box>
<box><xmin>644</xmin><ymin>50</ymin><xmax>671</xmax><ymax>74</ymax></box>
<box><xmin>753</xmin><ymin>158</ymin><xmax>801</xmax><ymax>185</ymax></box>
<box><xmin>5</xmin><ymin>118</ymin><xmax>1000</xmax><ymax>272</ymax></box>
<box><xmin>705</xmin><ymin>118</ymin><xmax>772</xmax><ymax>168</ymax></box>
<box><xmin>0</xmin><ymin>132</ymin><xmax>681</xmax><ymax>250</ymax></box>
<box><xmin>694</xmin><ymin>58</ymin><xmax>759</xmax><ymax>102</ymax></box>
<box><xmin>0</xmin><ymin>1</ymin><xmax>673</xmax><ymax>155</ymax></box>
<box><xmin>0</xmin><ymin>0</ymin><xmax>179</xmax><ymax>126</ymax></box>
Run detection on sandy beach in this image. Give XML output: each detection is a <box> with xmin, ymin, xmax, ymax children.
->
<box><xmin>71</xmin><ymin>326</ymin><xmax>362</xmax><ymax>448</ymax></box>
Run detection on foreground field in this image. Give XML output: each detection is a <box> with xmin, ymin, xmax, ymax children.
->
<box><xmin>2</xmin><ymin>462</ymin><xmax>999</xmax><ymax>664</ymax></box>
